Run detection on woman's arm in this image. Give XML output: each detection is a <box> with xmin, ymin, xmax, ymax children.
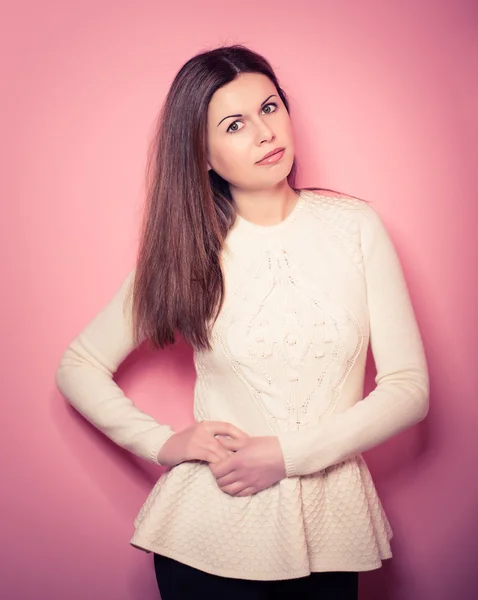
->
<box><xmin>55</xmin><ymin>269</ymin><xmax>177</xmax><ymax>465</ymax></box>
<box><xmin>275</xmin><ymin>202</ymin><xmax>430</xmax><ymax>478</ymax></box>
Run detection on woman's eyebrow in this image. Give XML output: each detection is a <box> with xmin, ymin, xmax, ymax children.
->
<box><xmin>217</xmin><ymin>94</ymin><xmax>278</xmax><ymax>127</ymax></box>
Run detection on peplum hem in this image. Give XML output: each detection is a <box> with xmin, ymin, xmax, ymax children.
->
<box><xmin>129</xmin><ymin>454</ymin><xmax>393</xmax><ymax>581</ymax></box>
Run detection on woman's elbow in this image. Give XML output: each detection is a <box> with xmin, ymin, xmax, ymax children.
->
<box><xmin>412</xmin><ymin>370</ymin><xmax>430</xmax><ymax>423</ymax></box>
<box><xmin>55</xmin><ymin>345</ymin><xmax>84</xmax><ymax>399</ymax></box>
<box><xmin>55</xmin><ymin>349</ymin><xmax>71</xmax><ymax>397</ymax></box>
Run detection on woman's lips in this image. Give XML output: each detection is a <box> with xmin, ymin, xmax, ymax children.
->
<box><xmin>256</xmin><ymin>148</ymin><xmax>285</xmax><ymax>165</ymax></box>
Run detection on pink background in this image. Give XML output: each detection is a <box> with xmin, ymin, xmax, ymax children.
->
<box><xmin>2</xmin><ymin>1</ymin><xmax>477</xmax><ymax>598</ymax></box>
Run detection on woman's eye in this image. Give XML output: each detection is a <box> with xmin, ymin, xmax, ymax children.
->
<box><xmin>226</xmin><ymin>103</ymin><xmax>278</xmax><ymax>133</ymax></box>
<box><xmin>226</xmin><ymin>121</ymin><xmax>244</xmax><ymax>134</ymax></box>
<box><xmin>262</xmin><ymin>102</ymin><xmax>278</xmax><ymax>114</ymax></box>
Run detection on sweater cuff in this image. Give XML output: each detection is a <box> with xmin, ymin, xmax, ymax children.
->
<box><xmin>275</xmin><ymin>415</ymin><xmax>351</xmax><ymax>478</ymax></box>
<box><xmin>148</xmin><ymin>428</ymin><xmax>177</xmax><ymax>466</ymax></box>
<box><xmin>276</xmin><ymin>432</ymin><xmax>301</xmax><ymax>478</ymax></box>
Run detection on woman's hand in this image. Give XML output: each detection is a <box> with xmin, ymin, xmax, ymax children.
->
<box><xmin>209</xmin><ymin>435</ymin><xmax>287</xmax><ymax>497</ymax></box>
<box><xmin>156</xmin><ymin>421</ymin><xmax>249</xmax><ymax>468</ymax></box>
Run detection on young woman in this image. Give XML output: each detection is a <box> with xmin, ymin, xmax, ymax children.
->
<box><xmin>56</xmin><ymin>44</ymin><xmax>429</xmax><ymax>599</ymax></box>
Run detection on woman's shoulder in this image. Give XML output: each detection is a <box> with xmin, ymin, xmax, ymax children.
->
<box><xmin>300</xmin><ymin>188</ymin><xmax>371</xmax><ymax>215</ymax></box>
<box><xmin>299</xmin><ymin>188</ymin><xmax>375</xmax><ymax>240</ymax></box>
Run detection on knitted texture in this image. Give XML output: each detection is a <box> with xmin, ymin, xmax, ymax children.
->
<box><xmin>56</xmin><ymin>190</ymin><xmax>428</xmax><ymax>580</ymax></box>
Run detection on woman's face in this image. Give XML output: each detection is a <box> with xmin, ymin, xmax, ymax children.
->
<box><xmin>206</xmin><ymin>72</ymin><xmax>295</xmax><ymax>192</ymax></box>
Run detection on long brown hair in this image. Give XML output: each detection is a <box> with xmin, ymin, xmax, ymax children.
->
<box><xmin>128</xmin><ymin>44</ymin><xmax>362</xmax><ymax>352</ymax></box>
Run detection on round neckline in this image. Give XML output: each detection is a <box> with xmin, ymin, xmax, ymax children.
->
<box><xmin>234</xmin><ymin>190</ymin><xmax>306</xmax><ymax>234</ymax></box>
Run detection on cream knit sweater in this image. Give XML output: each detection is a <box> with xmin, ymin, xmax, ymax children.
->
<box><xmin>55</xmin><ymin>190</ymin><xmax>429</xmax><ymax>580</ymax></box>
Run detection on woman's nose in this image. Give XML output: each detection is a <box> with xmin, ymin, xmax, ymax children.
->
<box><xmin>255</xmin><ymin>119</ymin><xmax>275</xmax><ymax>144</ymax></box>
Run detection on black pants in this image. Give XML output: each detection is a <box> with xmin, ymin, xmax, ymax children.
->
<box><xmin>153</xmin><ymin>553</ymin><xmax>359</xmax><ymax>599</ymax></box>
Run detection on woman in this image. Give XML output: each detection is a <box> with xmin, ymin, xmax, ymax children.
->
<box><xmin>56</xmin><ymin>44</ymin><xmax>429</xmax><ymax>599</ymax></box>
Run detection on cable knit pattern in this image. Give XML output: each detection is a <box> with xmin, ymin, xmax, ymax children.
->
<box><xmin>56</xmin><ymin>190</ymin><xmax>428</xmax><ymax>580</ymax></box>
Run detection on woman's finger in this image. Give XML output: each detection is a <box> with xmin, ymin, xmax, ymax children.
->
<box><xmin>206</xmin><ymin>421</ymin><xmax>249</xmax><ymax>440</ymax></box>
<box><xmin>215</xmin><ymin>470</ymin><xmax>240</xmax><ymax>488</ymax></box>
<box><xmin>235</xmin><ymin>486</ymin><xmax>257</xmax><ymax>497</ymax></box>
<box><xmin>215</xmin><ymin>436</ymin><xmax>245</xmax><ymax>452</ymax></box>
<box><xmin>221</xmin><ymin>480</ymin><xmax>248</xmax><ymax>496</ymax></box>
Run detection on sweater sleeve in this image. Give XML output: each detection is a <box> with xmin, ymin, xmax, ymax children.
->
<box><xmin>55</xmin><ymin>269</ymin><xmax>177</xmax><ymax>465</ymax></box>
<box><xmin>276</xmin><ymin>203</ymin><xmax>430</xmax><ymax>477</ymax></box>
